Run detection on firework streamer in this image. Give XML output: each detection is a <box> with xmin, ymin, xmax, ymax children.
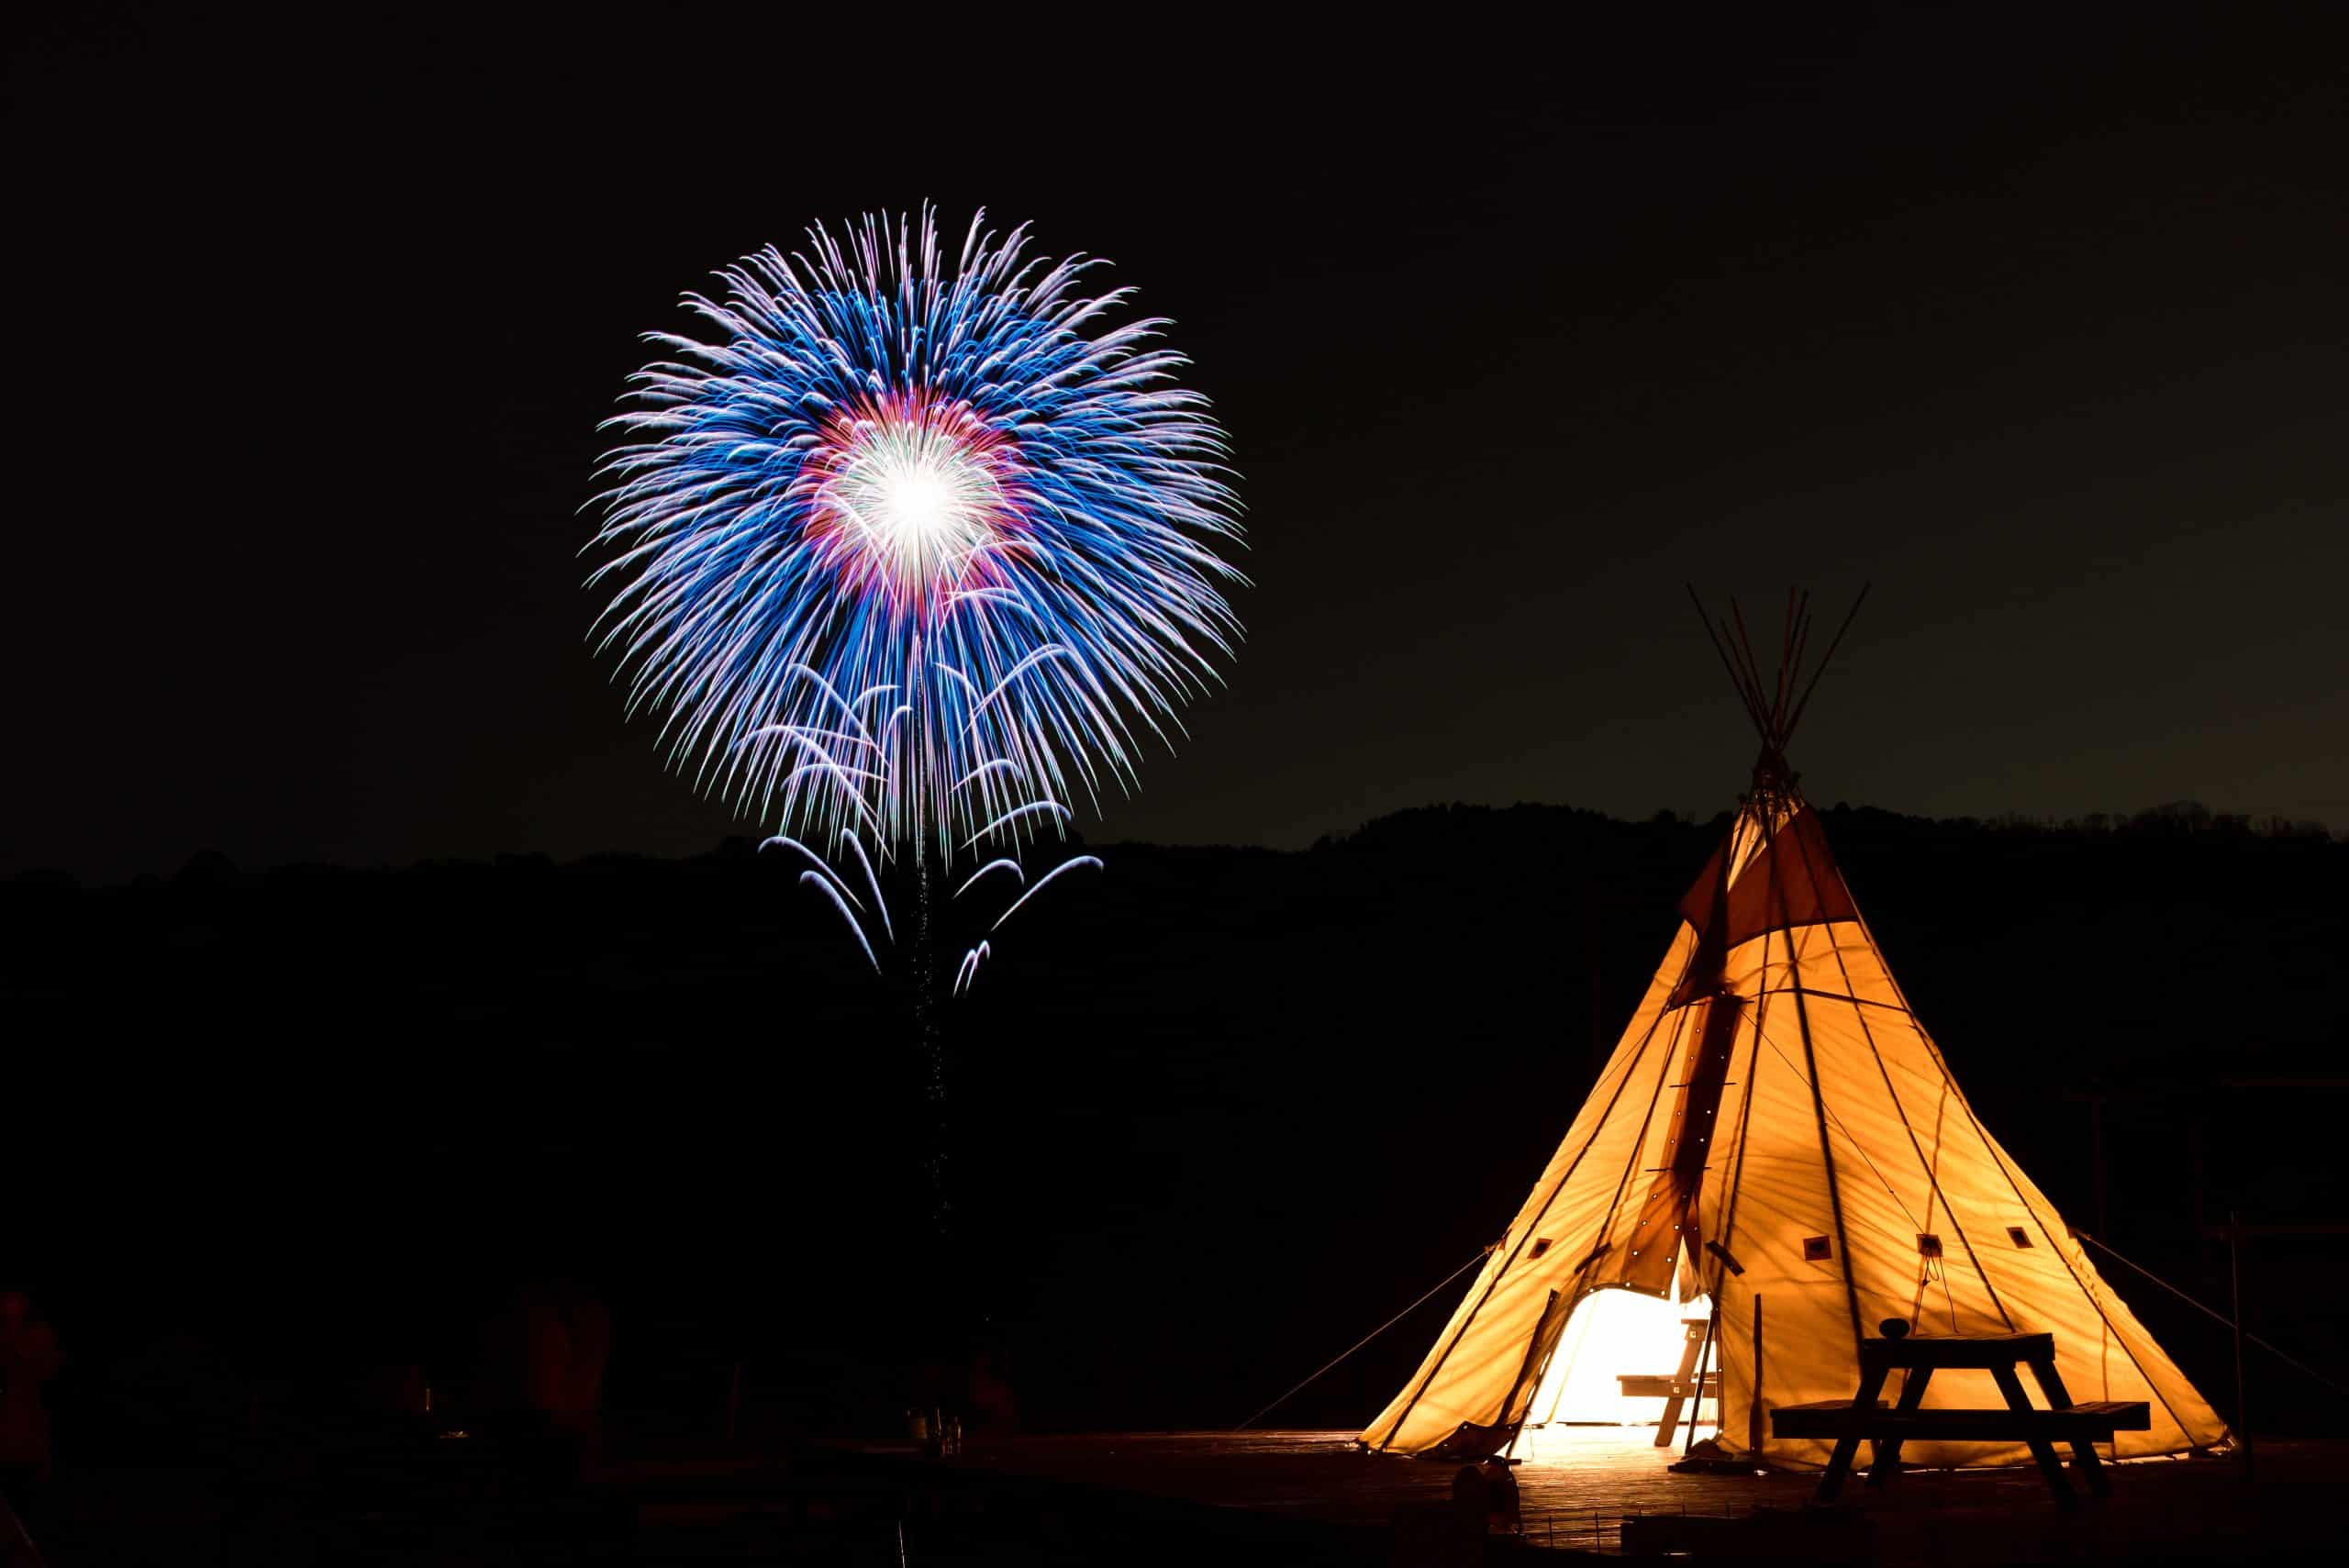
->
<box><xmin>751</xmin><ymin>691</ymin><xmax>1105</xmax><ymax>1226</ymax></box>
<box><xmin>586</xmin><ymin>207</ymin><xmax>1242</xmax><ymax>1237</ymax></box>
<box><xmin>751</xmin><ymin>700</ymin><xmax>1103</xmax><ymax>1004</ymax></box>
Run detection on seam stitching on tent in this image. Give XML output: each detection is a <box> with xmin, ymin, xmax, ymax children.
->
<box><xmin>1782</xmin><ymin>822</ymin><xmax>2009</xmax><ymax>1333</ymax></box>
<box><xmin>1709</xmin><ymin>933</ymin><xmax>1769</xmax><ymax>1267</ymax></box>
<box><xmin>1770</xmin><ymin>815</ymin><xmax>1866</xmax><ymax>1358</ymax></box>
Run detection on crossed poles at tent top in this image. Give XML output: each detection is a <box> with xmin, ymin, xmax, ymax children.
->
<box><xmin>1686</xmin><ymin>583</ymin><xmax>1870</xmax><ymax>806</ymax></box>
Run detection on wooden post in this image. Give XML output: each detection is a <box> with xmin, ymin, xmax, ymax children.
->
<box><xmin>2188</xmin><ymin>1114</ymin><xmax>2207</xmax><ymax>1262</ymax></box>
<box><xmin>2229</xmin><ymin>1215</ymin><xmax>2252</xmax><ymax>1483</ymax></box>
<box><xmin>1747</xmin><ymin>1296</ymin><xmax>1765</xmax><ymax>1453</ymax></box>
<box><xmin>2089</xmin><ymin>1089</ymin><xmax>2108</xmax><ymax>1242</ymax></box>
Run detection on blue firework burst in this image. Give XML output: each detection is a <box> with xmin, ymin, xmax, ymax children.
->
<box><xmin>588</xmin><ymin>208</ymin><xmax>1244</xmax><ymax>865</ymax></box>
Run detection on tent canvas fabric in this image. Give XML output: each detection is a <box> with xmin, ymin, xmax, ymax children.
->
<box><xmin>1359</xmin><ymin>789</ymin><xmax>2228</xmax><ymax>1470</ymax></box>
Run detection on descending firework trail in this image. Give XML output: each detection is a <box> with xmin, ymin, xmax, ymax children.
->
<box><xmin>759</xmin><ymin>711</ymin><xmax>1103</xmax><ymax>1228</ymax></box>
<box><xmin>758</xmin><ymin>717</ymin><xmax>1106</xmax><ymax>999</ymax></box>
<box><xmin>586</xmin><ymin>207</ymin><xmax>1245</xmax><ymax>869</ymax></box>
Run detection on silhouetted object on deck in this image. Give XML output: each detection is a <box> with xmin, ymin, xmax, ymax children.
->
<box><xmin>0</xmin><ymin>1292</ymin><xmax>60</xmax><ymax>1541</ymax></box>
<box><xmin>356</xmin><ymin>1361</ymin><xmax>429</xmax><ymax>1415</ymax></box>
<box><xmin>967</xmin><ymin>1348</ymin><xmax>1019</xmax><ymax>1434</ymax></box>
<box><xmin>1460</xmin><ymin>1457</ymin><xmax>1520</xmax><ymax>1534</ymax></box>
<box><xmin>1390</xmin><ymin>1458</ymin><xmax>1524</xmax><ymax>1566</ymax></box>
<box><xmin>483</xmin><ymin>1279</ymin><xmax>610</xmax><ymax>1451</ymax></box>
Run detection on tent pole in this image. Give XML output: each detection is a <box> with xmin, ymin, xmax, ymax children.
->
<box><xmin>1748</xmin><ymin>1295</ymin><xmax>1765</xmax><ymax>1454</ymax></box>
<box><xmin>1780</xmin><ymin>595</ymin><xmax>1813</xmax><ymax>737</ymax></box>
<box><xmin>1726</xmin><ymin>600</ymin><xmax>1772</xmax><ymax>740</ymax></box>
<box><xmin>1767</xmin><ymin>589</ymin><xmax>1794</xmax><ymax>735</ymax></box>
<box><xmin>1778</xmin><ymin>815</ymin><xmax>2014</xmax><ymax>1333</ymax></box>
<box><xmin>1782</xmin><ymin>582</ymin><xmax>1871</xmax><ymax>746</ymax></box>
<box><xmin>1687</xmin><ymin>584</ymin><xmax>1770</xmax><ymax>738</ymax></box>
<box><xmin>1773</xmin><ymin>809</ymin><xmax>1866</xmax><ymax>1355</ymax></box>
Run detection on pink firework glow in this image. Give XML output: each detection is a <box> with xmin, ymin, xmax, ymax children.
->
<box><xmin>796</xmin><ymin>390</ymin><xmax>1032</xmax><ymax>618</ymax></box>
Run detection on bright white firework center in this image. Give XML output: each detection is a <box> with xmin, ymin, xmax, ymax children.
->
<box><xmin>818</xmin><ymin>407</ymin><xmax>1011</xmax><ymax>598</ymax></box>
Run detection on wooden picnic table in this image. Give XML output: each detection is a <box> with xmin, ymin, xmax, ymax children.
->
<box><xmin>1770</xmin><ymin>1320</ymin><xmax>2149</xmax><ymax>1506</ymax></box>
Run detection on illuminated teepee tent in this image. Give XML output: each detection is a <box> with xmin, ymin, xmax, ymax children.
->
<box><xmin>1361</xmin><ymin>592</ymin><xmax>2228</xmax><ymax>1470</ymax></box>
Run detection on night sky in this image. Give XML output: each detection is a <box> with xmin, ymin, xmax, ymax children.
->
<box><xmin>8</xmin><ymin>8</ymin><xmax>2344</xmax><ymax>884</ymax></box>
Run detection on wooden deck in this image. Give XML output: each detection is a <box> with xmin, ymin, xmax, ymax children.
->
<box><xmin>941</xmin><ymin>1427</ymin><xmax>2342</xmax><ymax>1561</ymax></box>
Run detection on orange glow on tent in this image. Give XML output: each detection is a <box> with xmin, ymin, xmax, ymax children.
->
<box><xmin>1360</xmin><ymin>592</ymin><xmax>2227</xmax><ymax>1469</ymax></box>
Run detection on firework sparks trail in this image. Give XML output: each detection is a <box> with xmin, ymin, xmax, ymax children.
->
<box><xmin>990</xmin><ymin>855</ymin><xmax>1106</xmax><ymax>931</ymax></box>
<box><xmin>754</xmin><ymin>686</ymin><xmax>1102</xmax><ymax>993</ymax></box>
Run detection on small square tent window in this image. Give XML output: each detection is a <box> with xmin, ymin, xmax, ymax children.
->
<box><xmin>1916</xmin><ymin>1233</ymin><xmax>1943</xmax><ymax>1259</ymax></box>
<box><xmin>2007</xmin><ymin>1226</ymin><xmax>2034</xmax><ymax>1249</ymax></box>
<box><xmin>1802</xmin><ymin>1235</ymin><xmax>1833</xmax><ymax>1262</ymax></box>
<box><xmin>1528</xmin><ymin>1238</ymin><xmax>1552</xmax><ymax>1259</ymax></box>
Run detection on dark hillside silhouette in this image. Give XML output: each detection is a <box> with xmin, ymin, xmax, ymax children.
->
<box><xmin>3</xmin><ymin>803</ymin><xmax>2341</xmax><ymax>1462</ymax></box>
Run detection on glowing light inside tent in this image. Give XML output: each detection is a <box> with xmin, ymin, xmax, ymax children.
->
<box><xmin>1527</xmin><ymin>1284</ymin><xmax>1713</xmax><ymax>1428</ymax></box>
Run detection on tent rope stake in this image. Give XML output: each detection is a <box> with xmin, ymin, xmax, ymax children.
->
<box><xmin>1235</xmin><ymin>1250</ymin><xmax>1489</xmax><ymax>1432</ymax></box>
<box><xmin>2076</xmin><ymin>1230</ymin><xmax>2349</xmax><ymax>1402</ymax></box>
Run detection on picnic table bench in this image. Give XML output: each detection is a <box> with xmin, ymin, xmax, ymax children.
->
<box><xmin>1770</xmin><ymin>1319</ymin><xmax>2149</xmax><ymax>1506</ymax></box>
